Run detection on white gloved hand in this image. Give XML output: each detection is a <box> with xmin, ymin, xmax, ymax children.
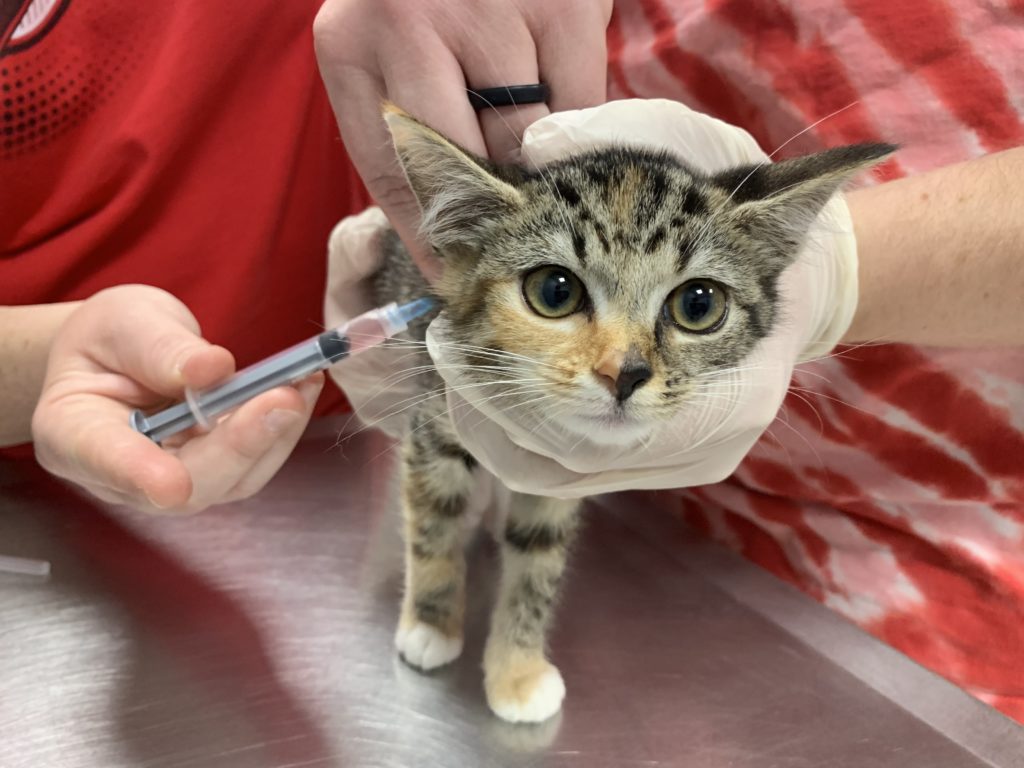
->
<box><xmin>323</xmin><ymin>205</ymin><xmax>423</xmax><ymax>439</ymax></box>
<box><xmin>326</xmin><ymin>99</ymin><xmax>860</xmax><ymax>497</ymax></box>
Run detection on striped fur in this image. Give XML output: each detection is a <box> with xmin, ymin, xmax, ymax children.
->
<box><xmin>376</xmin><ymin>105</ymin><xmax>891</xmax><ymax>722</ymax></box>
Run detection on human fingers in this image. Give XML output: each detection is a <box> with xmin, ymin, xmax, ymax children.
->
<box><xmin>314</xmin><ymin>4</ymin><xmax>450</xmax><ymax>281</ymax></box>
<box><xmin>33</xmin><ymin>287</ymin><xmax>232</xmax><ymax>507</ymax></box>
<box><xmin>449</xmin><ymin>12</ymin><xmax>549</xmax><ymax>163</ymax></box>
<box><xmin>218</xmin><ymin>375</ymin><xmax>325</xmax><ymax>504</ymax></box>
<box><xmin>32</xmin><ymin>391</ymin><xmax>195</xmax><ymax>509</ymax></box>
<box><xmin>53</xmin><ymin>286</ymin><xmax>235</xmax><ymax>397</ymax></box>
<box><xmin>170</xmin><ymin>375</ymin><xmax>323</xmax><ymax>512</ymax></box>
<box><xmin>528</xmin><ymin>0</ymin><xmax>610</xmax><ymax>114</ymax></box>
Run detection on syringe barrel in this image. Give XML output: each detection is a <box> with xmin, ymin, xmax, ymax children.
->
<box><xmin>131</xmin><ymin>401</ymin><xmax>195</xmax><ymax>443</ymax></box>
<box><xmin>131</xmin><ymin>330</ymin><xmax>350</xmax><ymax>443</ymax></box>
<box><xmin>130</xmin><ymin>296</ymin><xmax>434</xmax><ymax>445</ymax></box>
<box><xmin>190</xmin><ymin>330</ymin><xmax>350</xmax><ymax>424</ymax></box>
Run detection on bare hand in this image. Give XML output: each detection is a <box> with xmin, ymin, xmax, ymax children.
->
<box><xmin>313</xmin><ymin>0</ymin><xmax>612</xmax><ymax>277</ymax></box>
<box><xmin>32</xmin><ymin>285</ymin><xmax>322</xmax><ymax>513</ymax></box>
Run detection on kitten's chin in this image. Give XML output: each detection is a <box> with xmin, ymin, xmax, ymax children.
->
<box><xmin>559</xmin><ymin>412</ymin><xmax>655</xmax><ymax>447</ymax></box>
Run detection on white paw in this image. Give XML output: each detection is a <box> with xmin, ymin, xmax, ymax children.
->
<box><xmin>395</xmin><ymin>622</ymin><xmax>463</xmax><ymax>671</ymax></box>
<box><xmin>487</xmin><ymin>664</ymin><xmax>566</xmax><ymax>724</ymax></box>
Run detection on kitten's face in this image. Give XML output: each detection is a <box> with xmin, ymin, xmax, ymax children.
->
<box><xmin>386</xmin><ymin>107</ymin><xmax>891</xmax><ymax>444</ymax></box>
<box><xmin>433</xmin><ymin>153</ymin><xmax>781</xmax><ymax>445</ymax></box>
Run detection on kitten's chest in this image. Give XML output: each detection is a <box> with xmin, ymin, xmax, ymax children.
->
<box><xmin>462</xmin><ymin>466</ymin><xmax>513</xmax><ymax>541</ymax></box>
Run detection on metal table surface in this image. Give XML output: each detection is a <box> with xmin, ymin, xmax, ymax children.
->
<box><xmin>1</xmin><ymin>421</ymin><xmax>1022</xmax><ymax>768</ymax></box>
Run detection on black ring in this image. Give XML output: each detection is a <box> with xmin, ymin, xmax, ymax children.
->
<box><xmin>467</xmin><ymin>83</ymin><xmax>550</xmax><ymax>111</ymax></box>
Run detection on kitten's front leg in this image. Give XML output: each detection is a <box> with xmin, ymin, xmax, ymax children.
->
<box><xmin>485</xmin><ymin>493</ymin><xmax>580</xmax><ymax>723</ymax></box>
<box><xmin>396</xmin><ymin>407</ymin><xmax>477</xmax><ymax>671</ymax></box>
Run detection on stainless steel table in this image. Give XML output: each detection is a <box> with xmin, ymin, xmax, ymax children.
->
<box><xmin>2</xmin><ymin>421</ymin><xmax>1022</xmax><ymax>767</ymax></box>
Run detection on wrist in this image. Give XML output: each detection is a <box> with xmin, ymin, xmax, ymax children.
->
<box><xmin>0</xmin><ymin>301</ymin><xmax>83</xmax><ymax>447</ymax></box>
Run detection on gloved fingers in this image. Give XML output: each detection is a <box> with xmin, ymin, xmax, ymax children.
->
<box><xmin>324</xmin><ymin>207</ymin><xmax>393</xmax><ymax>331</ymax></box>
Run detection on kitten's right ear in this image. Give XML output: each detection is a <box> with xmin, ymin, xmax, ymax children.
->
<box><xmin>383</xmin><ymin>104</ymin><xmax>523</xmax><ymax>251</ymax></box>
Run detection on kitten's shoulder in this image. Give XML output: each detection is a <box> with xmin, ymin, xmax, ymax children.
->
<box><xmin>373</xmin><ymin>227</ymin><xmax>430</xmax><ymax>304</ymax></box>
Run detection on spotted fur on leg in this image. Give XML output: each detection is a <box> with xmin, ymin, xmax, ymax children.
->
<box><xmin>394</xmin><ymin>402</ymin><xmax>476</xmax><ymax>671</ymax></box>
<box><xmin>484</xmin><ymin>493</ymin><xmax>580</xmax><ymax>722</ymax></box>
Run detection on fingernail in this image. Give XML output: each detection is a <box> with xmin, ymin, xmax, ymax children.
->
<box><xmin>298</xmin><ymin>376</ymin><xmax>325</xmax><ymax>406</ymax></box>
<box><xmin>145</xmin><ymin>492</ymin><xmax>171</xmax><ymax>510</ymax></box>
<box><xmin>172</xmin><ymin>353</ymin><xmax>191</xmax><ymax>384</ymax></box>
<box><xmin>264</xmin><ymin>409</ymin><xmax>301</xmax><ymax>435</ymax></box>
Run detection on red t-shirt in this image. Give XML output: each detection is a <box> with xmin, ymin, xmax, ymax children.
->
<box><xmin>0</xmin><ymin>0</ymin><xmax>370</xmax><ymax>418</ymax></box>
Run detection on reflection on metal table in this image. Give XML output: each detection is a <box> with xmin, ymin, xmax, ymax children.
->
<box><xmin>1</xmin><ymin>420</ymin><xmax>1021</xmax><ymax>767</ymax></box>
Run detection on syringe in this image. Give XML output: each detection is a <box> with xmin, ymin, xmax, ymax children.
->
<box><xmin>130</xmin><ymin>297</ymin><xmax>435</xmax><ymax>444</ymax></box>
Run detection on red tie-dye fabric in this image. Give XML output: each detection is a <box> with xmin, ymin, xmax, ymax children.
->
<box><xmin>607</xmin><ymin>0</ymin><xmax>1024</xmax><ymax>721</ymax></box>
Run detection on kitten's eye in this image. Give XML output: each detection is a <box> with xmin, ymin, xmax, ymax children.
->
<box><xmin>667</xmin><ymin>280</ymin><xmax>728</xmax><ymax>333</ymax></box>
<box><xmin>522</xmin><ymin>266</ymin><xmax>585</xmax><ymax>319</ymax></box>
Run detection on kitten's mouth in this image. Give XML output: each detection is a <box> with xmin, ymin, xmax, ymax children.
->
<box><xmin>580</xmin><ymin>410</ymin><xmax>633</xmax><ymax>426</ymax></box>
<box><xmin>562</xmin><ymin>407</ymin><xmax>654</xmax><ymax>446</ymax></box>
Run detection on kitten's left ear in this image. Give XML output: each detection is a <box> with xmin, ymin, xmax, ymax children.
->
<box><xmin>383</xmin><ymin>104</ymin><xmax>523</xmax><ymax>251</ymax></box>
<box><xmin>713</xmin><ymin>142</ymin><xmax>897</xmax><ymax>260</ymax></box>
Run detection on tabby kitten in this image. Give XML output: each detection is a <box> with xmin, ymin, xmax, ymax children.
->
<box><xmin>373</xmin><ymin>104</ymin><xmax>891</xmax><ymax>723</ymax></box>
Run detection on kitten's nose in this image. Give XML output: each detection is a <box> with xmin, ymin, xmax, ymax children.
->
<box><xmin>595</xmin><ymin>355</ymin><xmax>652</xmax><ymax>402</ymax></box>
<box><xmin>614</xmin><ymin>363</ymin><xmax>652</xmax><ymax>401</ymax></box>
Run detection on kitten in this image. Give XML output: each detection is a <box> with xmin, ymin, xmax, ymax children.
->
<box><xmin>372</xmin><ymin>104</ymin><xmax>892</xmax><ymax>723</ymax></box>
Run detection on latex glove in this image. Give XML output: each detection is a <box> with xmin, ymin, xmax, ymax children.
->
<box><xmin>323</xmin><ymin>206</ymin><xmax>430</xmax><ymax>440</ymax></box>
<box><xmin>326</xmin><ymin>100</ymin><xmax>859</xmax><ymax>498</ymax></box>
<box><xmin>32</xmin><ymin>285</ymin><xmax>323</xmax><ymax>513</ymax></box>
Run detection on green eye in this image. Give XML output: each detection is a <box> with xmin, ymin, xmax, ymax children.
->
<box><xmin>667</xmin><ymin>279</ymin><xmax>728</xmax><ymax>333</ymax></box>
<box><xmin>522</xmin><ymin>266</ymin><xmax>586</xmax><ymax>318</ymax></box>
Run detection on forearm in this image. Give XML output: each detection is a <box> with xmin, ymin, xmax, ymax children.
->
<box><xmin>0</xmin><ymin>302</ymin><xmax>82</xmax><ymax>447</ymax></box>
<box><xmin>844</xmin><ymin>147</ymin><xmax>1024</xmax><ymax>346</ymax></box>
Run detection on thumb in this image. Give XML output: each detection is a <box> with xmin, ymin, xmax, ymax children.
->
<box><xmin>81</xmin><ymin>289</ymin><xmax>235</xmax><ymax>397</ymax></box>
<box><xmin>120</xmin><ymin>318</ymin><xmax>234</xmax><ymax>398</ymax></box>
